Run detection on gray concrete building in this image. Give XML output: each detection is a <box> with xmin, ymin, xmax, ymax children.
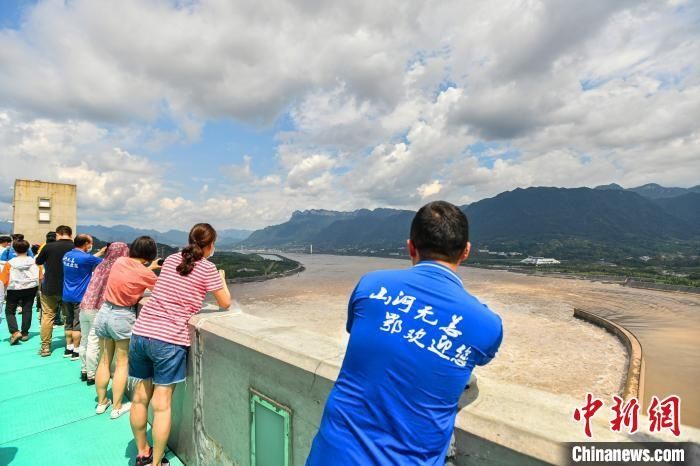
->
<box><xmin>12</xmin><ymin>179</ymin><xmax>77</xmax><ymax>244</ymax></box>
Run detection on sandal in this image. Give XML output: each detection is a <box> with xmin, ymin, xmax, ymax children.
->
<box><xmin>135</xmin><ymin>447</ymin><xmax>153</xmax><ymax>466</ymax></box>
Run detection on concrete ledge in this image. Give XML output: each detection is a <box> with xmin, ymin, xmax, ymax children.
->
<box><xmin>169</xmin><ymin>311</ymin><xmax>699</xmax><ymax>466</ymax></box>
<box><xmin>573</xmin><ymin>308</ymin><xmax>645</xmax><ymax>402</ymax></box>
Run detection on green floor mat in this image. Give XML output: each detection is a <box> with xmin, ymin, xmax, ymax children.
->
<box><xmin>0</xmin><ymin>413</ymin><xmax>182</xmax><ymax>466</ymax></box>
<box><xmin>0</xmin><ymin>360</ymin><xmax>80</xmax><ymax>403</ymax></box>
<box><xmin>0</xmin><ymin>382</ymin><xmax>100</xmax><ymax>444</ymax></box>
<box><xmin>0</xmin><ymin>307</ymin><xmax>184</xmax><ymax>465</ymax></box>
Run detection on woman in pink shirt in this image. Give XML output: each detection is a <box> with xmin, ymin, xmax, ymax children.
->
<box><xmin>93</xmin><ymin>236</ymin><xmax>161</xmax><ymax>419</ymax></box>
<box><xmin>129</xmin><ymin>223</ymin><xmax>230</xmax><ymax>466</ymax></box>
<box><xmin>79</xmin><ymin>242</ymin><xmax>129</xmax><ymax>385</ymax></box>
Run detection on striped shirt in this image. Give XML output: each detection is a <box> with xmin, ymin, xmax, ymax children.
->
<box><xmin>131</xmin><ymin>253</ymin><xmax>223</xmax><ymax>346</ymax></box>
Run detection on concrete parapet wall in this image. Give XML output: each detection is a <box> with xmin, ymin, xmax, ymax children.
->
<box><xmin>169</xmin><ymin>311</ymin><xmax>700</xmax><ymax>466</ymax></box>
<box><xmin>573</xmin><ymin>308</ymin><xmax>645</xmax><ymax>402</ymax></box>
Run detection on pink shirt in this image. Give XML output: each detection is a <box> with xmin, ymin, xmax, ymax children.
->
<box><xmin>131</xmin><ymin>253</ymin><xmax>223</xmax><ymax>346</ymax></box>
<box><xmin>103</xmin><ymin>257</ymin><xmax>158</xmax><ymax>307</ymax></box>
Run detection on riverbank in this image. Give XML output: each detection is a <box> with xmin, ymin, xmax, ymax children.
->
<box><xmin>212</xmin><ymin>251</ymin><xmax>303</xmax><ymax>283</ymax></box>
<box><xmin>226</xmin><ymin>262</ymin><xmax>306</xmax><ymax>284</ymax></box>
<box><xmin>467</xmin><ymin>264</ymin><xmax>700</xmax><ymax>294</ymax></box>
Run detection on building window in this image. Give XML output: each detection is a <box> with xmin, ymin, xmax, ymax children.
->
<box><xmin>39</xmin><ymin>198</ymin><xmax>51</xmax><ymax>208</ymax></box>
<box><xmin>38</xmin><ymin>211</ymin><xmax>51</xmax><ymax>223</ymax></box>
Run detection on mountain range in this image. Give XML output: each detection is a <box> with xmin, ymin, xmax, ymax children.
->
<box><xmin>242</xmin><ymin>184</ymin><xmax>700</xmax><ymax>260</ymax></box>
<box><xmin>594</xmin><ymin>182</ymin><xmax>700</xmax><ymax>199</ymax></box>
<box><xmin>1</xmin><ymin>182</ymin><xmax>697</xmax><ymax>260</ymax></box>
<box><xmin>0</xmin><ymin>222</ymin><xmax>251</xmax><ymax>247</ymax></box>
<box><xmin>76</xmin><ymin>225</ymin><xmax>251</xmax><ymax>246</ymax></box>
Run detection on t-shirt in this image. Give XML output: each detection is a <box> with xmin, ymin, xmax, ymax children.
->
<box><xmin>132</xmin><ymin>253</ymin><xmax>223</xmax><ymax>346</ymax></box>
<box><xmin>62</xmin><ymin>249</ymin><xmax>103</xmax><ymax>303</ymax></box>
<box><xmin>306</xmin><ymin>261</ymin><xmax>503</xmax><ymax>466</ymax></box>
<box><xmin>0</xmin><ymin>246</ymin><xmax>34</xmax><ymax>261</ymax></box>
<box><xmin>34</xmin><ymin>239</ymin><xmax>75</xmax><ymax>296</ymax></box>
<box><xmin>103</xmin><ymin>257</ymin><xmax>157</xmax><ymax>307</ymax></box>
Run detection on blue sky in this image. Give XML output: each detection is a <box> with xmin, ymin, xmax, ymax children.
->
<box><xmin>0</xmin><ymin>0</ymin><xmax>698</xmax><ymax>230</ymax></box>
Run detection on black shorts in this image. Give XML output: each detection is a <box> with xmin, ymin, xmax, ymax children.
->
<box><xmin>62</xmin><ymin>301</ymin><xmax>81</xmax><ymax>331</ymax></box>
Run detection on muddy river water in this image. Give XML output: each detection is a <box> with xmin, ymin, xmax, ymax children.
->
<box><xmin>227</xmin><ymin>254</ymin><xmax>700</xmax><ymax>428</ymax></box>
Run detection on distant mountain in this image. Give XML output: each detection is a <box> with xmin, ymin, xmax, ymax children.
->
<box><xmin>653</xmin><ymin>192</ymin><xmax>700</xmax><ymax>230</ymax></box>
<box><xmin>594</xmin><ymin>182</ymin><xmax>700</xmax><ymax>199</ymax></box>
<box><xmin>0</xmin><ymin>221</ymin><xmax>251</xmax><ymax>246</ymax></box>
<box><xmin>241</xmin><ymin>186</ymin><xmax>699</xmax><ymax>259</ymax></box>
<box><xmin>594</xmin><ymin>183</ymin><xmax>624</xmax><ymax>191</ymax></box>
<box><xmin>465</xmin><ymin>187</ymin><xmax>693</xmax><ymax>242</ymax></box>
<box><xmin>78</xmin><ymin>224</ymin><xmax>180</xmax><ymax>244</ymax></box>
<box><xmin>627</xmin><ymin>183</ymin><xmax>692</xmax><ymax>200</ymax></box>
<box><xmin>244</xmin><ymin>209</ymin><xmax>414</xmax><ymax>249</ymax></box>
<box><xmin>77</xmin><ymin>225</ymin><xmax>251</xmax><ymax>247</ymax></box>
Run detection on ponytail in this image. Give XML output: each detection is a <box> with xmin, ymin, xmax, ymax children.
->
<box><xmin>177</xmin><ymin>223</ymin><xmax>217</xmax><ymax>276</ymax></box>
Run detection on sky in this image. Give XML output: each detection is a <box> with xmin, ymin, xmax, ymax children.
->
<box><xmin>0</xmin><ymin>0</ymin><xmax>698</xmax><ymax>231</ymax></box>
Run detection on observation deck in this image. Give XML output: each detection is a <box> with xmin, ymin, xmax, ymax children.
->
<box><xmin>0</xmin><ymin>309</ymin><xmax>183</xmax><ymax>466</ymax></box>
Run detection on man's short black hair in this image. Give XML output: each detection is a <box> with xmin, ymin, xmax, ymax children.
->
<box><xmin>74</xmin><ymin>234</ymin><xmax>92</xmax><ymax>248</ymax></box>
<box><xmin>11</xmin><ymin>233</ymin><xmax>24</xmax><ymax>241</ymax></box>
<box><xmin>129</xmin><ymin>236</ymin><xmax>157</xmax><ymax>261</ymax></box>
<box><xmin>410</xmin><ymin>201</ymin><xmax>469</xmax><ymax>263</ymax></box>
<box><xmin>56</xmin><ymin>225</ymin><xmax>72</xmax><ymax>236</ymax></box>
<box><xmin>13</xmin><ymin>239</ymin><xmax>30</xmax><ymax>254</ymax></box>
<box><xmin>0</xmin><ymin>235</ymin><xmax>11</xmax><ymax>244</ymax></box>
<box><xmin>46</xmin><ymin>231</ymin><xmax>57</xmax><ymax>243</ymax></box>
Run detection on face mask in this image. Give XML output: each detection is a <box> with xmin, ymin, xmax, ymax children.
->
<box><xmin>207</xmin><ymin>246</ymin><xmax>215</xmax><ymax>258</ymax></box>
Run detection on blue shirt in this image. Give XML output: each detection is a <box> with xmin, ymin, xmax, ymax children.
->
<box><xmin>307</xmin><ymin>261</ymin><xmax>503</xmax><ymax>466</ymax></box>
<box><xmin>62</xmin><ymin>249</ymin><xmax>102</xmax><ymax>303</ymax></box>
<box><xmin>1</xmin><ymin>247</ymin><xmax>34</xmax><ymax>261</ymax></box>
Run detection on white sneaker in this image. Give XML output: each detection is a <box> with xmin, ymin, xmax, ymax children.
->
<box><xmin>95</xmin><ymin>400</ymin><xmax>112</xmax><ymax>414</ymax></box>
<box><xmin>110</xmin><ymin>402</ymin><xmax>132</xmax><ymax>419</ymax></box>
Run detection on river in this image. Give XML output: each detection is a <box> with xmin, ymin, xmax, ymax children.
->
<box><xmin>227</xmin><ymin>253</ymin><xmax>700</xmax><ymax>428</ymax></box>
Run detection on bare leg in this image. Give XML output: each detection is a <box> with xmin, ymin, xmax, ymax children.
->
<box><xmin>130</xmin><ymin>378</ymin><xmax>154</xmax><ymax>457</ymax></box>
<box><xmin>151</xmin><ymin>385</ymin><xmax>176</xmax><ymax>465</ymax></box>
<box><xmin>72</xmin><ymin>330</ymin><xmax>81</xmax><ymax>353</ymax></box>
<box><xmin>96</xmin><ymin>338</ymin><xmax>115</xmax><ymax>405</ymax></box>
<box><xmin>111</xmin><ymin>339</ymin><xmax>130</xmax><ymax>409</ymax></box>
<box><xmin>65</xmin><ymin>329</ymin><xmax>73</xmax><ymax>349</ymax></box>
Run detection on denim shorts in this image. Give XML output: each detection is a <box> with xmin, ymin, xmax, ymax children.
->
<box><xmin>93</xmin><ymin>302</ymin><xmax>137</xmax><ymax>340</ymax></box>
<box><xmin>129</xmin><ymin>334</ymin><xmax>189</xmax><ymax>385</ymax></box>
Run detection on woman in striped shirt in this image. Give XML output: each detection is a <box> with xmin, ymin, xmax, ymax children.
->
<box><xmin>129</xmin><ymin>223</ymin><xmax>231</xmax><ymax>466</ymax></box>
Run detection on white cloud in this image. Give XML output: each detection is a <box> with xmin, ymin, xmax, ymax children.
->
<box><xmin>0</xmin><ymin>0</ymin><xmax>698</xmax><ymax>230</ymax></box>
<box><xmin>418</xmin><ymin>180</ymin><xmax>443</xmax><ymax>198</ymax></box>
<box><xmin>286</xmin><ymin>154</ymin><xmax>336</xmax><ymax>191</ymax></box>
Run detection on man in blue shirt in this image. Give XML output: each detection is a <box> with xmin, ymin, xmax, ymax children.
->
<box><xmin>62</xmin><ymin>234</ymin><xmax>105</xmax><ymax>360</ymax></box>
<box><xmin>1</xmin><ymin>233</ymin><xmax>35</xmax><ymax>261</ymax></box>
<box><xmin>307</xmin><ymin>201</ymin><xmax>503</xmax><ymax>466</ymax></box>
